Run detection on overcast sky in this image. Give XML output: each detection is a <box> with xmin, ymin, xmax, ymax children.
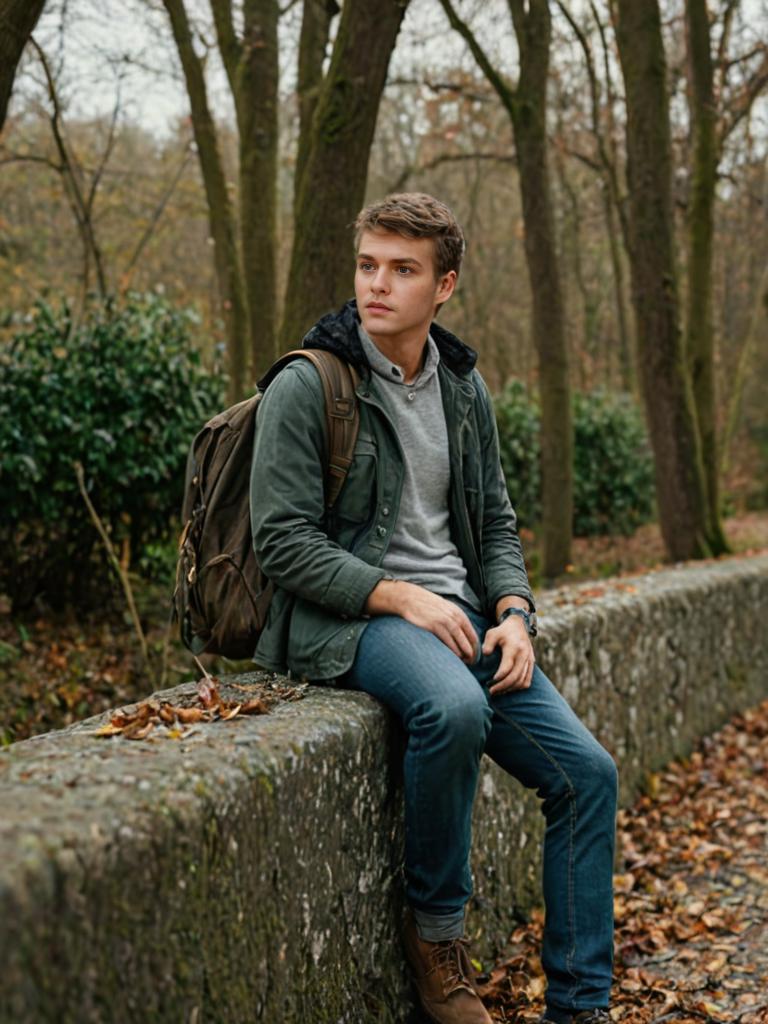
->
<box><xmin>12</xmin><ymin>0</ymin><xmax>767</xmax><ymax>145</ymax></box>
<box><xmin>15</xmin><ymin>0</ymin><xmax>530</xmax><ymax>137</ymax></box>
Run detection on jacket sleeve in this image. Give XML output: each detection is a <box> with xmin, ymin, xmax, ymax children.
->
<box><xmin>473</xmin><ymin>372</ymin><xmax>536</xmax><ymax>614</ymax></box>
<box><xmin>250</xmin><ymin>361</ymin><xmax>387</xmax><ymax>618</ymax></box>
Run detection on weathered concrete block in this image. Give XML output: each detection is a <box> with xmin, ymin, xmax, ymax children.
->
<box><xmin>1</xmin><ymin>554</ymin><xmax>767</xmax><ymax>1022</ymax></box>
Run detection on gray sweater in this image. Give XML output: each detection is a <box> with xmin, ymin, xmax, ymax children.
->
<box><xmin>358</xmin><ymin>324</ymin><xmax>480</xmax><ymax>610</ymax></box>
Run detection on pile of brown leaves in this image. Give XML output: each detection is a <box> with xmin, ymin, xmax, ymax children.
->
<box><xmin>92</xmin><ymin>676</ymin><xmax>306</xmax><ymax>741</ymax></box>
<box><xmin>477</xmin><ymin>698</ymin><xmax>768</xmax><ymax>1023</ymax></box>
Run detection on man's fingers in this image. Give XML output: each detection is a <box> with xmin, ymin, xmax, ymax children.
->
<box><xmin>490</xmin><ymin>653</ymin><xmax>535</xmax><ymax>695</ymax></box>
<box><xmin>482</xmin><ymin>626</ymin><xmax>500</xmax><ymax>656</ymax></box>
<box><xmin>456</xmin><ymin>611</ymin><xmax>478</xmax><ymax>661</ymax></box>
<box><xmin>493</xmin><ymin>640</ymin><xmax>526</xmax><ymax>682</ymax></box>
<box><xmin>435</xmin><ymin>623</ymin><xmax>469</xmax><ymax>662</ymax></box>
<box><xmin>436</xmin><ymin>604</ymin><xmax>475</xmax><ymax>661</ymax></box>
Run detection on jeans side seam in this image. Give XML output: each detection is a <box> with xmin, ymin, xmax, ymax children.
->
<box><xmin>490</xmin><ymin>702</ymin><xmax>581</xmax><ymax>990</ymax></box>
<box><xmin>489</xmin><ymin>702</ymin><xmax>577</xmax><ymax>797</ymax></box>
<box><xmin>566</xmin><ymin>795</ymin><xmax>580</xmax><ymax>1001</ymax></box>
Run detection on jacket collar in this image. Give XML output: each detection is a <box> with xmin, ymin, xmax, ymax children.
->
<box><xmin>302</xmin><ymin>299</ymin><xmax>478</xmax><ymax>380</ymax></box>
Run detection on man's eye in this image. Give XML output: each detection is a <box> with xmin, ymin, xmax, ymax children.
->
<box><xmin>359</xmin><ymin>262</ymin><xmax>375</xmax><ymax>272</ymax></box>
<box><xmin>396</xmin><ymin>266</ymin><xmax>413</xmax><ymax>274</ymax></box>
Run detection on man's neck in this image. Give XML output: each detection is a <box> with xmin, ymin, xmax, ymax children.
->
<box><xmin>367</xmin><ymin>332</ymin><xmax>428</xmax><ymax>385</ymax></box>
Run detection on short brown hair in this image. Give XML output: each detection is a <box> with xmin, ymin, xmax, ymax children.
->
<box><xmin>354</xmin><ymin>192</ymin><xmax>465</xmax><ymax>278</ymax></box>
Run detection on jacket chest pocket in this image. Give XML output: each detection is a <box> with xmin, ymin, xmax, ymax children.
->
<box><xmin>334</xmin><ymin>431</ymin><xmax>378</xmax><ymax>525</ymax></box>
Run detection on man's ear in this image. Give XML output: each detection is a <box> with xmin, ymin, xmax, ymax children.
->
<box><xmin>436</xmin><ymin>269</ymin><xmax>457</xmax><ymax>305</ymax></box>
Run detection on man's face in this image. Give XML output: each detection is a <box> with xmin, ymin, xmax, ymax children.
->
<box><xmin>354</xmin><ymin>229</ymin><xmax>456</xmax><ymax>345</ymax></box>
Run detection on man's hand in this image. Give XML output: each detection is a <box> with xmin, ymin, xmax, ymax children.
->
<box><xmin>365</xmin><ymin>579</ymin><xmax>478</xmax><ymax>663</ymax></box>
<box><xmin>482</xmin><ymin>615</ymin><xmax>535</xmax><ymax>695</ymax></box>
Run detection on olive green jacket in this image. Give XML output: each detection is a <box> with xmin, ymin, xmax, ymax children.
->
<box><xmin>249</xmin><ymin>301</ymin><xmax>534</xmax><ymax>681</ymax></box>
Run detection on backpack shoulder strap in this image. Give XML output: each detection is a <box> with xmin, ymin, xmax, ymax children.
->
<box><xmin>272</xmin><ymin>348</ymin><xmax>361</xmax><ymax>508</ymax></box>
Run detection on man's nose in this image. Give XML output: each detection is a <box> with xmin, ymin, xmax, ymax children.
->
<box><xmin>371</xmin><ymin>268</ymin><xmax>389</xmax><ymax>293</ymax></box>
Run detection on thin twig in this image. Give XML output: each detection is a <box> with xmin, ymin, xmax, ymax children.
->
<box><xmin>74</xmin><ymin>461</ymin><xmax>154</xmax><ymax>680</ymax></box>
<box><xmin>122</xmin><ymin>140</ymin><xmax>193</xmax><ymax>285</ymax></box>
<box><xmin>194</xmin><ymin>655</ymin><xmax>213</xmax><ymax>683</ymax></box>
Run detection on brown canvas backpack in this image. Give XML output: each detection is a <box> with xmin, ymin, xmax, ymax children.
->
<box><xmin>173</xmin><ymin>349</ymin><xmax>360</xmax><ymax>660</ymax></box>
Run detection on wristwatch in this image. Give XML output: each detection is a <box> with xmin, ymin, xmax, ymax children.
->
<box><xmin>498</xmin><ymin>605</ymin><xmax>538</xmax><ymax>637</ymax></box>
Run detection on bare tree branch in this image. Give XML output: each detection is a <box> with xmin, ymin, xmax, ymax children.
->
<box><xmin>121</xmin><ymin>139</ymin><xmax>194</xmax><ymax>286</ymax></box>
<box><xmin>716</xmin><ymin>0</ymin><xmax>741</xmax><ymax>94</ymax></box>
<box><xmin>556</xmin><ymin>1</ymin><xmax>630</xmax><ymax>247</ymax></box>
<box><xmin>86</xmin><ymin>84</ymin><xmax>122</xmax><ymax>217</ymax></box>
<box><xmin>0</xmin><ymin>151</ymin><xmax>61</xmax><ymax>171</ymax></box>
<box><xmin>719</xmin><ymin>48</ymin><xmax>768</xmax><ymax>145</ymax></box>
<box><xmin>75</xmin><ymin>461</ymin><xmax>153</xmax><ymax>678</ymax></box>
<box><xmin>438</xmin><ymin>0</ymin><xmax>517</xmax><ymax>115</ymax></box>
<box><xmin>389</xmin><ymin>150</ymin><xmax>516</xmax><ymax>193</ymax></box>
<box><xmin>210</xmin><ymin>0</ymin><xmax>242</xmax><ymax>92</ymax></box>
<box><xmin>29</xmin><ymin>36</ymin><xmax>108</xmax><ymax>299</ymax></box>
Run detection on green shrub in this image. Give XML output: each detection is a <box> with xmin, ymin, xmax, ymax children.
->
<box><xmin>572</xmin><ymin>390</ymin><xmax>655</xmax><ymax>536</ymax></box>
<box><xmin>0</xmin><ymin>293</ymin><xmax>225</xmax><ymax>609</ymax></box>
<box><xmin>493</xmin><ymin>380</ymin><xmax>655</xmax><ymax>538</ymax></box>
<box><xmin>493</xmin><ymin>379</ymin><xmax>541</xmax><ymax>528</ymax></box>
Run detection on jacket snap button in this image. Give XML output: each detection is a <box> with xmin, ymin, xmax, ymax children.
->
<box><xmin>382</xmin><ymin>506</ymin><xmax>390</xmax><ymax>517</ymax></box>
<box><xmin>376</xmin><ymin>525</ymin><xmax>386</xmax><ymax>537</ymax></box>
<box><xmin>407</xmin><ymin>392</ymin><xmax>416</xmax><ymax>401</ymax></box>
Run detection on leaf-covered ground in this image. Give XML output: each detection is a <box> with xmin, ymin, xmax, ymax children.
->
<box><xmin>476</xmin><ymin>697</ymin><xmax>768</xmax><ymax>1023</ymax></box>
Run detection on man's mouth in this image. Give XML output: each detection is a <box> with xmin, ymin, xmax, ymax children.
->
<box><xmin>367</xmin><ymin>302</ymin><xmax>393</xmax><ymax>311</ymax></box>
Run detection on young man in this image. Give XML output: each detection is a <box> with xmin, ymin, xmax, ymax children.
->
<box><xmin>250</xmin><ymin>193</ymin><xmax>617</xmax><ymax>1024</ymax></box>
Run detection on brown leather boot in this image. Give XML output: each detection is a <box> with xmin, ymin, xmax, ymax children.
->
<box><xmin>402</xmin><ymin>911</ymin><xmax>493</xmax><ymax>1023</ymax></box>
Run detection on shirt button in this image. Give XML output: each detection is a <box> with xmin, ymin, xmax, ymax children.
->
<box><xmin>407</xmin><ymin>392</ymin><xmax>416</xmax><ymax>401</ymax></box>
<box><xmin>382</xmin><ymin>506</ymin><xmax>390</xmax><ymax>517</ymax></box>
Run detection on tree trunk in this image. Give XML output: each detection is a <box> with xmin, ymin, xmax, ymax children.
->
<box><xmin>439</xmin><ymin>0</ymin><xmax>573</xmax><ymax>576</ymax></box>
<box><xmin>553</xmin><ymin>131</ymin><xmax>596</xmax><ymax>391</ymax></box>
<box><xmin>163</xmin><ymin>0</ymin><xmax>249</xmax><ymax>402</ymax></box>
<box><xmin>615</xmin><ymin>0</ymin><xmax>714</xmax><ymax>561</ymax></box>
<box><xmin>556</xmin><ymin>0</ymin><xmax>634</xmax><ymax>392</ymax></box>
<box><xmin>509</xmin><ymin>0</ymin><xmax>573</xmax><ymax>577</ymax></box>
<box><xmin>0</xmin><ymin>0</ymin><xmax>46</xmax><ymax>132</ymax></box>
<box><xmin>295</xmin><ymin>0</ymin><xmax>339</xmax><ymax>210</ymax></box>
<box><xmin>235</xmin><ymin>0</ymin><xmax>279</xmax><ymax>381</ymax></box>
<box><xmin>684</xmin><ymin>0</ymin><xmax>729</xmax><ymax>553</ymax></box>
<box><xmin>720</xmin><ymin>260</ymin><xmax>768</xmax><ymax>478</ymax></box>
<box><xmin>279</xmin><ymin>0</ymin><xmax>410</xmax><ymax>350</ymax></box>
<box><xmin>602</xmin><ymin>186</ymin><xmax>633</xmax><ymax>392</ymax></box>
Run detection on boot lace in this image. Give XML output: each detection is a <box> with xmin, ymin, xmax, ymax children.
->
<box><xmin>426</xmin><ymin>938</ymin><xmax>474</xmax><ymax>996</ymax></box>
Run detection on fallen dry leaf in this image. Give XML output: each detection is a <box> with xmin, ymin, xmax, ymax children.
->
<box><xmin>91</xmin><ymin>677</ymin><xmax>305</xmax><ymax>741</ymax></box>
<box><xmin>175</xmin><ymin>707</ymin><xmax>205</xmax><ymax>724</ymax></box>
<box><xmin>220</xmin><ymin>704</ymin><xmax>242</xmax><ymax>722</ymax></box>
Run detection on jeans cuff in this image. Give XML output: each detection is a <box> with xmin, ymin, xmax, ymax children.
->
<box><xmin>412</xmin><ymin>906</ymin><xmax>465</xmax><ymax>941</ymax></box>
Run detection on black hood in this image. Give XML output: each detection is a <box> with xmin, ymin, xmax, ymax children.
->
<box><xmin>259</xmin><ymin>299</ymin><xmax>478</xmax><ymax>389</ymax></box>
<box><xmin>312</xmin><ymin>299</ymin><xmax>480</xmax><ymax>376</ymax></box>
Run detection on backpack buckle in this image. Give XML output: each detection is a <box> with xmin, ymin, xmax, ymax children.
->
<box><xmin>331</xmin><ymin>396</ymin><xmax>355</xmax><ymax>420</ymax></box>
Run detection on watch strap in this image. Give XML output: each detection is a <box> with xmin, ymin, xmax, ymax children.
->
<box><xmin>498</xmin><ymin>605</ymin><xmax>538</xmax><ymax>637</ymax></box>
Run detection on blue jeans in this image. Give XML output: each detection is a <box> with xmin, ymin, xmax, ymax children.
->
<box><xmin>339</xmin><ymin>604</ymin><xmax>617</xmax><ymax>1014</ymax></box>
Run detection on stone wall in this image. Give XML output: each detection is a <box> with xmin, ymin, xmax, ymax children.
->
<box><xmin>1</xmin><ymin>554</ymin><xmax>767</xmax><ymax>1023</ymax></box>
